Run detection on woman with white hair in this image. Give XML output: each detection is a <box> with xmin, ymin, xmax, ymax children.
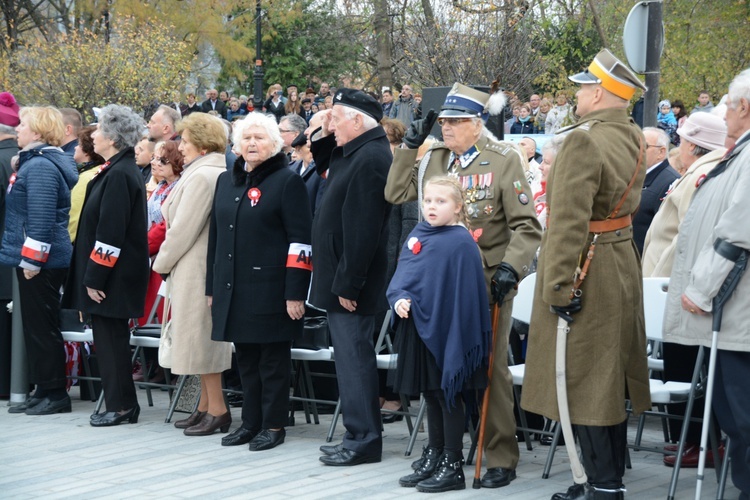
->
<box><xmin>63</xmin><ymin>104</ymin><xmax>149</xmax><ymax>426</ymax></box>
<box><xmin>207</xmin><ymin>112</ymin><xmax>312</xmax><ymax>451</ymax></box>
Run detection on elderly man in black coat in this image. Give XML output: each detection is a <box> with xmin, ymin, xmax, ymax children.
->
<box><xmin>310</xmin><ymin>89</ymin><xmax>392</xmax><ymax>466</ymax></box>
<box><xmin>633</xmin><ymin>127</ymin><xmax>680</xmax><ymax>253</ymax></box>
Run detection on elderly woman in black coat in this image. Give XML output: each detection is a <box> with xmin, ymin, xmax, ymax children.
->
<box><xmin>207</xmin><ymin>112</ymin><xmax>312</xmax><ymax>451</ymax></box>
<box><xmin>63</xmin><ymin>104</ymin><xmax>149</xmax><ymax>427</ymax></box>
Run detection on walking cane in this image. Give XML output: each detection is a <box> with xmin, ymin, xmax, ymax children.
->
<box><xmin>473</xmin><ymin>302</ymin><xmax>501</xmax><ymax>489</ymax></box>
<box><xmin>695</xmin><ymin>248</ymin><xmax>748</xmax><ymax>499</ymax></box>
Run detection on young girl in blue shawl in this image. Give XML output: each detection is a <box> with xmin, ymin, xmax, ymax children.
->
<box><xmin>387</xmin><ymin>176</ymin><xmax>492</xmax><ymax>493</ymax></box>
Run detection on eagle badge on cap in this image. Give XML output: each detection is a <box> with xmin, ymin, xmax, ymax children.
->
<box><xmin>335</xmin><ymin>93</ymin><xmax>342</xmax><ymax>100</ymax></box>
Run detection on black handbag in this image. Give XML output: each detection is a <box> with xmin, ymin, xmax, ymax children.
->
<box><xmin>60</xmin><ymin>309</ymin><xmax>85</xmax><ymax>332</ymax></box>
<box><xmin>292</xmin><ymin>316</ymin><xmax>329</xmax><ymax>350</ymax></box>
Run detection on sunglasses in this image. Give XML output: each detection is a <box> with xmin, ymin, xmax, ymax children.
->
<box><xmin>152</xmin><ymin>156</ymin><xmax>169</xmax><ymax>165</ymax></box>
<box><xmin>437</xmin><ymin>117</ymin><xmax>472</xmax><ymax>127</ymax></box>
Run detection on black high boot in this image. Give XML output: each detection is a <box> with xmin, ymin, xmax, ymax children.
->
<box><xmin>415</xmin><ymin>451</ymin><xmax>465</xmax><ymax>493</ymax></box>
<box><xmin>577</xmin><ymin>421</ymin><xmax>627</xmax><ymax>490</ymax></box>
<box><xmin>399</xmin><ymin>446</ymin><xmax>442</xmax><ymax>487</ymax></box>
<box><xmin>411</xmin><ymin>445</ymin><xmax>442</xmax><ymax>471</ymax></box>
<box><xmin>551</xmin><ymin>483</ymin><xmax>624</xmax><ymax>500</ymax></box>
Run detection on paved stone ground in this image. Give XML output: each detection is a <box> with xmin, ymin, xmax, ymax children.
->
<box><xmin>0</xmin><ymin>387</ymin><xmax>736</xmax><ymax>499</ymax></box>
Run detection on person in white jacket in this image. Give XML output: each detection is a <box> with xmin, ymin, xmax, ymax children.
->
<box><xmin>663</xmin><ymin>68</ymin><xmax>750</xmax><ymax>497</ymax></box>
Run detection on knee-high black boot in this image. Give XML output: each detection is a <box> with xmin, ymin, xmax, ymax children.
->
<box><xmin>550</xmin><ymin>421</ymin><xmax>627</xmax><ymax>500</ymax></box>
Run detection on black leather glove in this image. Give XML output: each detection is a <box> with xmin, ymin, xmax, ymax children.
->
<box><xmin>402</xmin><ymin>109</ymin><xmax>438</xmax><ymax>149</ymax></box>
<box><xmin>491</xmin><ymin>262</ymin><xmax>518</xmax><ymax>304</ymax></box>
<box><xmin>551</xmin><ymin>296</ymin><xmax>582</xmax><ymax>323</ymax></box>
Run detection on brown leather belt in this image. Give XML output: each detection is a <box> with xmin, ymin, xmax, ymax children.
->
<box><xmin>589</xmin><ymin>215</ymin><xmax>632</xmax><ymax>233</ymax></box>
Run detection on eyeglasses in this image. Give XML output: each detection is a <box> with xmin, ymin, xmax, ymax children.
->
<box><xmin>152</xmin><ymin>156</ymin><xmax>169</xmax><ymax>165</ymax></box>
<box><xmin>437</xmin><ymin>117</ymin><xmax>471</xmax><ymax>127</ymax></box>
<box><xmin>279</xmin><ymin>128</ymin><xmax>294</xmax><ymax>134</ymax></box>
<box><xmin>646</xmin><ymin>144</ymin><xmax>665</xmax><ymax>149</ymax></box>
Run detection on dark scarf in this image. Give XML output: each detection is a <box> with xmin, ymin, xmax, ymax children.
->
<box><xmin>77</xmin><ymin>160</ymin><xmax>100</xmax><ymax>174</ymax></box>
<box><xmin>232</xmin><ymin>152</ymin><xmax>288</xmax><ymax>187</ymax></box>
<box><xmin>386</xmin><ymin>221</ymin><xmax>491</xmax><ymax>405</ymax></box>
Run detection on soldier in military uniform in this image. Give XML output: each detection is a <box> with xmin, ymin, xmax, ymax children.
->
<box><xmin>521</xmin><ymin>49</ymin><xmax>651</xmax><ymax>499</ymax></box>
<box><xmin>385</xmin><ymin>83</ymin><xmax>542</xmax><ymax>489</ymax></box>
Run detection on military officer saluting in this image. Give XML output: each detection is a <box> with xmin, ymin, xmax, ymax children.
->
<box><xmin>386</xmin><ymin>83</ymin><xmax>542</xmax><ymax>489</ymax></box>
<box><xmin>521</xmin><ymin>49</ymin><xmax>651</xmax><ymax>500</ymax></box>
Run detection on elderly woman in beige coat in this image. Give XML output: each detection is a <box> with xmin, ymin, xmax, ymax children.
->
<box><xmin>642</xmin><ymin>112</ymin><xmax>728</xmax><ymax>277</ymax></box>
<box><xmin>153</xmin><ymin>113</ymin><xmax>232</xmax><ymax>436</ymax></box>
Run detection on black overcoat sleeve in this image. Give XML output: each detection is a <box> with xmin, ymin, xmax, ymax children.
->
<box><xmin>83</xmin><ymin>167</ymin><xmax>139</xmax><ymax>291</ymax></box>
<box><xmin>281</xmin><ymin>174</ymin><xmax>313</xmax><ymax>300</ymax></box>
<box><xmin>311</xmin><ymin>133</ymin><xmax>336</xmax><ymax>177</ymax></box>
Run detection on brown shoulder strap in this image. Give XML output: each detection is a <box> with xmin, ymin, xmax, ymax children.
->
<box><xmin>608</xmin><ymin>138</ymin><xmax>644</xmax><ymax>219</ymax></box>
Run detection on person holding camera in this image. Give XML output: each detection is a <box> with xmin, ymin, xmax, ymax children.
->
<box><xmin>264</xmin><ymin>84</ymin><xmax>287</xmax><ymax>123</ymax></box>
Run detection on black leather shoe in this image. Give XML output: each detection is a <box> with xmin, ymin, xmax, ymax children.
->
<box><xmin>8</xmin><ymin>396</ymin><xmax>44</xmax><ymax>414</ymax></box>
<box><xmin>222</xmin><ymin>427</ymin><xmax>258</xmax><ymax>446</ymax></box>
<box><xmin>25</xmin><ymin>396</ymin><xmax>72</xmax><ymax>416</ymax></box>
<box><xmin>248</xmin><ymin>428</ymin><xmax>286</xmax><ymax>451</ymax></box>
<box><xmin>319</xmin><ymin>448</ymin><xmax>381</xmax><ymax>466</ymax></box>
<box><xmin>480</xmin><ymin>467</ymin><xmax>516</xmax><ymax>488</ymax></box>
<box><xmin>551</xmin><ymin>483</ymin><xmax>625</xmax><ymax>500</ymax></box>
<box><xmin>320</xmin><ymin>443</ymin><xmax>344</xmax><ymax>456</ymax></box>
<box><xmin>227</xmin><ymin>393</ymin><xmax>244</xmax><ymax>408</ymax></box>
<box><xmin>382</xmin><ymin>412</ymin><xmax>404</xmax><ymax>424</ymax></box>
<box><xmin>90</xmin><ymin>405</ymin><xmax>140</xmax><ymax>427</ymax></box>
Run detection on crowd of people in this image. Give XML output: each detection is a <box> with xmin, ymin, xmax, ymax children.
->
<box><xmin>1</xmin><ymin>55</ymin><xmax>749</xmax><ymax>499</ymax></box>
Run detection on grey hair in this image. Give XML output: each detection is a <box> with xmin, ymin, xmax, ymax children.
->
<box><xmin>0</xmin><ymin>124</ymin><xmax>16</xmax><ymax>136</ymax></box>
<box><xmin>542</xmin><ymin>134</ymin><xmax>566</xmax><ymax>157</ymax></box>
<box><xmin>280</xmin><ymin>114</ymin><xmax>307</xmax><ymax>133</ymax></box>
<box><xmin>98</xmin><ymin>104</ymin><xmax>145</xmax><ymax>150</ymax></box>
<box><xmin>727</xmin><ymin>68</ymin><xmax>750</xmax><ymax>110</ymax></box>
<box><xmin>690</xmin><ymin>144</ymin><xmax>710</xmax><ymax>157</ymax></box>
<box><xmin>475</xmin><ymin>117</ymin><xmax>499</xmax><ymax>142</ymax></box>
<box><xmin>155</xmin><ymin>105</ymin><xmax>181</xmax><ymax>130</ymax></box>
<box><xmin>643</xmin><ymin>127</ymin><xmax>670</xmax><ymax>149</ymax></box>
<box><xmin>232</xmin><ymin>112</ymin><xmax>284</xmax><ymax>156</ymax></box>
<box><xmin>220</xmin><ymin>119</ymin><xmax>232</xmax><ymax>144</ymax></box>
<box><xmin>341</xmin><ymin>107</ymin><xmax>378</xmax><ymax>131</ymax></box>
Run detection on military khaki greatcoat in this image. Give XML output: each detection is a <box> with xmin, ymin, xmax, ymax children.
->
<box><xmin>521</xmin><ymin>108</ymin><xmax>651</xmax><ymax>426</ymax></box>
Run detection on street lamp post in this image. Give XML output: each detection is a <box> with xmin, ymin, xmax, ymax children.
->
<box><xmin>252</xmin><ymin>0</ymin><xmax>264</xmax><ymax>111</ymax></box>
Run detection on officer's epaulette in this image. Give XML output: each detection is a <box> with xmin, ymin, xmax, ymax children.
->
<box><xmin>485</xmin><ymin>142</ymin><xmax>513</xmax><ymax>156</ymax></box>
<box><xmin>558</xmin><ymin>119</ymin><xmax>600</xmax><ymax>135</ymax></box>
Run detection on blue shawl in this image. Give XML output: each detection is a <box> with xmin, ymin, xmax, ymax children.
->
<box><xmin>387</xmin><ymin>222</ymin><xmax>491</xmax><ymax>405</ymax></box>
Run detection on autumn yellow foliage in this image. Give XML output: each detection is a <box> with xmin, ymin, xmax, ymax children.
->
<box><xmin>3</xmin><ymin>17</ymin><xmax>194</xmax><ymax>122</ymax></box>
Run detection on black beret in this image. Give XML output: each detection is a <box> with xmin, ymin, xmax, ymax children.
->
<box><xmin>333</xmin><ymin>88</ymin><xmax>383</xmax><ymax>121</ymax></box>
<box><xmin>291</xmin><ymin>131</ymin><xmax>308</xmax><ymax>148</ymax></box>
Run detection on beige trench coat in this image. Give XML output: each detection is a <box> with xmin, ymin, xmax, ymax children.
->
<box><xmin>152</xmin><ymin>153</ymin><xmax>231</xmax><ymax>375</ymax></box>
<box><xmin>521</xmin><ymin>108</ymin><xmax>651</xmax><ymax>426</ymax></box>
<box><xmin>642</xmin><ymin>148</ymin><xmax>726</xmax><ymax>277</ymax></box>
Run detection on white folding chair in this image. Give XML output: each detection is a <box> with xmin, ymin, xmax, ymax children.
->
<box><xmin>325</xmin><ymin>310</ymin><xmax>425</xmax><ymax>456</ymax></box>
<box><xmin>631</xmin><ymin>278</ymin><xmax>724</xmax><ymax>498</ymax></box>
<box><xmin>129</xmin><ymin>281</ymin><xmax>184</xmax><ymax>421</ymax></box>
<box><xmin>507</xmin><ymin>274</ymin><xmax>563</xmax><ymax>478</ymax></box>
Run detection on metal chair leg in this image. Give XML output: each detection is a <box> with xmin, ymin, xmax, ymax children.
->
<box><xmin>326</xmin><ymin>399</ymin><xmax>342</xmax><ymax>443</ymax></box>
<box><xmin>717</xmin><ymin>437</ymin><xmax>730</xmax><ymax>500</ymax></box>
<box><xmin>542</xmin><ymin>421</ymin><xmax>562</xmax><ymax>479</ymax></box>
<box><xmin>406</xmin><ymin>394</ymin><xmax>426</xmax><ymax>456</ymax></box>
<box><xmin>165</xmin><ymin>375</ymin><xmax>188</xmax><ymax>423</ymax></box>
